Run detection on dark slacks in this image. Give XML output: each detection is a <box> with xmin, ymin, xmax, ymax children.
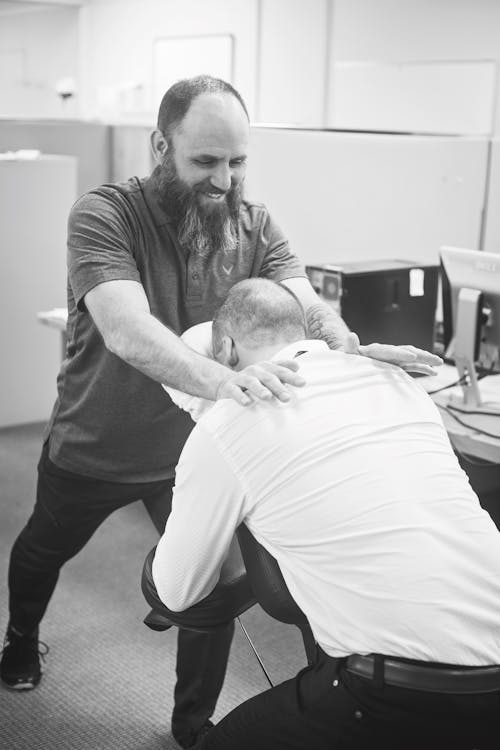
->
<box><xmin>201</xmin><ymin>646</ymin><xmax>500</xmax><ymax>750</ymax></box>
<box><xmin>7</xmin><ymin>441</ymin><xmax>234</xmax><ymax>739</ymax></box>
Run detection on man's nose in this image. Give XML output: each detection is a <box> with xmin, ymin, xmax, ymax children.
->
<box><xmin>210</xmin><ymin>163</ymin><xmax>232</xmax><ymax>192</ymax></box>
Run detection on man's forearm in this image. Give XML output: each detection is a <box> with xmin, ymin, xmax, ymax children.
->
<box><xmin>109</xmin><ymin>310</ymin><xmax>229</xmax><ymax>400</ymax></box>
<box><xmin>306</xmin><ymin>302</ymin><xmax>351</xmax><ymax>349</ymax></box>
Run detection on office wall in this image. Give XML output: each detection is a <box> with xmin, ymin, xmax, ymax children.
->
<box><xmin>2</xmin><ymin>0</ymin><xmax>500</xmax><ymax>135</ymax></box>
<box><xmin>331</xmin><ymin>0</ymin><xmax>500</xmax><ymax>137</ymax></box>
<box><xmin>78</xmin><ymin>0</ymin><xmax>500</xmax><ymax>134</ymax></box>
<box><xmin>0</xmin><ymin>6</ymin><xmax>79</xmax><ymax>119</ymax></box>
<box><xmin>257</xmin><ymin>0</ymin><xmax>329</xmax><ymax>125</ymax></box>
<box><xmin>78</xmin><ymin>0</ymin><xmax>260</xmax><ymax>120</ymax></box>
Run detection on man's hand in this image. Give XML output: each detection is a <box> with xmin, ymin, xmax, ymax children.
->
<box><xmin>216</xmin><ymin>360</ymin><xmax>306</xmax><ymax>406</ymax></box>
<box><xmin>340</xmin><ymin>332</ymin><xmax>443</xmax><ymax>376</ymax></box>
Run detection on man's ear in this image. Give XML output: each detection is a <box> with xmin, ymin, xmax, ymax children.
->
<box><xmin>215</xmin><ymin>335</ymin><xmax>239</xmax><ymax>369</ymax></box>
<box><xmin>150</xmin><ymin>129</ymin><xmax>168</xmax><ymax>164</ymax></box>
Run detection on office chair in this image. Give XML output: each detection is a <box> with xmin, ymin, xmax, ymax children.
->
<box><xmin>142</xmin><ymin>524</ymin><xmax>316</xmax><ymax>688</ymax></box>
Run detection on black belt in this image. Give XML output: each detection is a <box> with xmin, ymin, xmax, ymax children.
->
<box><xmin>345</xmin><ymin>654</ymin><xmax>500</xmax><ymax>694</ymax></box>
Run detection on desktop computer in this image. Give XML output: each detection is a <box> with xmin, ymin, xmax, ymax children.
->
<box><xmin>305</xmin><ymin>259</ymin><xmax>439</xmax><ymax>351</ymax></box>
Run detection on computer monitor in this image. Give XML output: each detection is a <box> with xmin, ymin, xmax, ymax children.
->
<box><xmin>440</xmin><ymin>245</ymin><xmax>500</xmax><ymax>412</ymax></box>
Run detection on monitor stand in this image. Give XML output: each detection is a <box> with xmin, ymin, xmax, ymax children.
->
<box><xmin>446</xmin><ymin>288</ymin><xmax>500</xmax><ymax>416</ymax></box>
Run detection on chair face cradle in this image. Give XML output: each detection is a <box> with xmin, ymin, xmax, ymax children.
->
<box><xmin>141</xmin><ymin>546</ymin><xmax>256</xmax><ymax>633</ymax></box>
<box><xmin>141</xmin><ymin>527</ymin><xmax>316</xmax><ymax>664</ymax></box>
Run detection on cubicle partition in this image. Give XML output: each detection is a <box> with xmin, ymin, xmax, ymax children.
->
<box><xmin>0</xmin><ymin>156</ymin><xmax>77</xmax><ymax>428</ymax></box>
<box><xmin>0</xmin><ymin>118</ymin><xmax>111</xmax><ymax>197</ymax></box>
<box><xmin>483</xmin><ymin>138</ymin><xmax>500</xmax><ymax>254</ymax></box>
<box><xmin>245</xmin><ymin>127</ymin><xmax>489</xmax><ymax>268</ymax></box>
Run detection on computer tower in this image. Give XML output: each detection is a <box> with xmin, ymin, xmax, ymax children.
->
<box><xmin>306</xmin><ymin>259</ymin><xmax>439</xmax><ymax>351</ymax></box>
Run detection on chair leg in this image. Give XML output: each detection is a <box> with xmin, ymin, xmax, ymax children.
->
<box><xmin>237</xmin><ymin>616</ymin><xmax>274</xmax><ymax>688</ymax></box>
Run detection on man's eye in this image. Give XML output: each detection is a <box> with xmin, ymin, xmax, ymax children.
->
<box><xmin>195</xmin><ymin>159</ymin><xmax>215</xmax><ymax>166</ymax></box>
<box><xmin>230</xmin><ymin>158</ymin><xmax>246</xmax><ymax>167</ymax></box>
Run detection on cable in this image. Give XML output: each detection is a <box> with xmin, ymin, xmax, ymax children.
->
<box><xmin>435</xmin><ymin>402</ymin><xmax>500</xmax><ymax>440</ymax></box>
<box><xmin>446</xmin><ymin>403</ymin><xmax>500</xmax><ymax>418</ymax></box>
<box><xmin>426</xmin><ymin>368</ymin><xmax>493</xmax><ymax>396</ymax></box>
<box><xmin>427</xmin><ymin>376</ymin><xmax>467</xmax><ymax>395</ymax></box>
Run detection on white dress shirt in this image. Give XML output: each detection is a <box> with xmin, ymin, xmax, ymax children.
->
<box><xmin>153</xmin><ymin>340</ymin><xmax>500</xmax><ymax>665</ymax></box>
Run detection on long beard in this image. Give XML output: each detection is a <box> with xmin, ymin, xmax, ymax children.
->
<box><xmin>154</xmin><ymin>153</ymin><xmax>242</xmax><ymax>257</ymax></box>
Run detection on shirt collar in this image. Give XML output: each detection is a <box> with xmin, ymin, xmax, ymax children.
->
<box><xmin>271</xmin><ymin>339</ymin><xmax>329</xmax><ymax>361</ymax></box>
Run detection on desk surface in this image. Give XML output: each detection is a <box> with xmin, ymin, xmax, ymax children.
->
<box><xmin>422</xmin><ymin>365</ymin><xmax>500</xmax><ymax>464</ymax></box>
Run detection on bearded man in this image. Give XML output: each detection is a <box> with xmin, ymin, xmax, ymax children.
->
<box><xmin>0</xmin><ymin>76</ymin><xmax>440</xmax><ymax>749</ymax></box>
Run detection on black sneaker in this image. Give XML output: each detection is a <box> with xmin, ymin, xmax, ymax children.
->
<box><xmin>0</xmin><ymin>626</ymin><xmax>49</xmax><ymax>690</ymax></box>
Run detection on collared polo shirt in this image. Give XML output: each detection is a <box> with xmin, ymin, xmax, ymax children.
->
<box><xmin>45</xmin><ymin>170</ymin><xmax>305</xmax><ymax>481</ymax></box>
<box><xmin>154</xmin><ymin>341</ymin><xmax>500</xmax><ymax>665</ymax></box>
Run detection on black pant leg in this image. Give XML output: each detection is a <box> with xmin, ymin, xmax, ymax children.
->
<box><xmin>8</xmin><ymin>442</ymin><xmax>168</xmax><ymax>634</ymax></box>
<box><xmin>200</xmin><ymin>654</ymin><xmax>341</xmax><ymax>750</ymax></box>
<box><xmin>172</xmin><ymin>623</ymin><xmax>235</xmax><ymax>743</ymax></box>
<box><xmin>201</xmin><ymin>648</ymin><xmax>500</xmax><ymax>750</ymax></box>
<box><xmin>142</xmin><ymin>484</ymin><xmax>237</xmax><ymax>741</ymax></box>
<box><xmin>8</xmin><ymin>447</ymin><xmax>118</xmax><ymax>633</ymax></box>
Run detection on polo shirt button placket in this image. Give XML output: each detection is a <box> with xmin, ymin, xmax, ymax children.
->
<box><xmin>186</xmin><ymin>257</ymin><xmax>202</xmax><ymax>301</ymax></box>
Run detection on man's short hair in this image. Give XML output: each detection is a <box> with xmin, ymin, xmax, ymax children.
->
<box><xmin>157</xmin><ymin>75</ymin><xmax>249</xmax><ymax>145</ymax></box>
<box><xmin>212</xmin><ymin>279</ymin><xmax>306</xmax><ymax>356</ymax></box>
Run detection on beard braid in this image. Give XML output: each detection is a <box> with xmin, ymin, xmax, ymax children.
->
<box><xmin>154</xmin><ymin>151</ymin><xmax>242</xmax><ymax>257</ymax></box>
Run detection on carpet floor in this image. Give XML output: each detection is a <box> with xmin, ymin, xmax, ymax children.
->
<box><xmin>0</xmin><ymin>423</ymin><xmax>305</xmax><ymax>750</ymax></box>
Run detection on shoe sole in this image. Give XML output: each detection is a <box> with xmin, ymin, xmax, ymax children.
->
<box><xmin>1</xmin><ymin>674</ymin><xmax>41</xmax><ymax>690</ymax></box>
<box><xmin>2</xmin><ymin>680</ymin><xmax>39</xmax><ymax>690</ymax></box>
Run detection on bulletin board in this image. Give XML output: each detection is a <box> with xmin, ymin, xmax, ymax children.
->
<box><xmin>152</xmin><ymin>34</ymin><xmax>234</xmax><ymax>113</ymax></box>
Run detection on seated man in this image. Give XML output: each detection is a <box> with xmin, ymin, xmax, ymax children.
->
<box><xmin>152</xmin><ymin>279</ymin><xmax>500</xmax><ymax>750</ymax></box>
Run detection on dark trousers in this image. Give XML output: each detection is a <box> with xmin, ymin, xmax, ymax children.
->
<box><xmin>7</xmin><ymin>441</ymin><xmax>234</xmax><ymax>739</ymax></box>
<box><xmin>202</xmin><ymin>646</ymin><xmax>500</xmax><ymax>750</ymax></box>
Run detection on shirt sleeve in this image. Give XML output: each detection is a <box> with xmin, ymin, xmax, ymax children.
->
<box><xmin>257</xmin><ymin>210</ymin><xmax>306</xmax><ymax>282</ymax></box>
<box><xmin>67</xmin><ymin>188</ymin><xmax>142</xmax><ymax>310</ymax></box>
<box><xmin>152</xmin><ymin>424</ymin><xmax>247</xmax><ymax>612</ymax></box>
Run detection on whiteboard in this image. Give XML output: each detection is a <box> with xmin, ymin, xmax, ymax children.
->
<box><xmin>152</xmin><ymin>34</ymin><xmax>234</xmax><ymax>114</ymax></box>
<box><xmin>328</xmin><ymin>61</ymin><xmax>496</xmax><ymax>135</ymax></box>
<box><xmin>245</xmin><ymin>127</ymin><xmax>488</xmax><ymax>268</ymax></box>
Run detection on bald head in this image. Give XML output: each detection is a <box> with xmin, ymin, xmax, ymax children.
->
<box><xmin>157</xmin><ymin>75</ymin><xmax>249</xmax><ymax>146</ymax></box>
<box><xmin>212</xmin><ymin>279</ymin><xmax>307</xmax><ymax>369</ymax></box>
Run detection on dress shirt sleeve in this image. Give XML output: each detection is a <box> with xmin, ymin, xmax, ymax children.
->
<box><xmin>152</xmin><ymin>424</ymin><xmax>246</xmax><ymax>612</ymax></box>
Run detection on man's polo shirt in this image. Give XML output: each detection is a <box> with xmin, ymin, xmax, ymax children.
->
<box><xmin>45</xmin><ymin>170</ymin><xmax>305</xmax><ymax>481</ymax></box>
<box><xmin>154</xmin><ymin>340</ymin><xmax>500</xmax><ymax>665</ymax></box>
